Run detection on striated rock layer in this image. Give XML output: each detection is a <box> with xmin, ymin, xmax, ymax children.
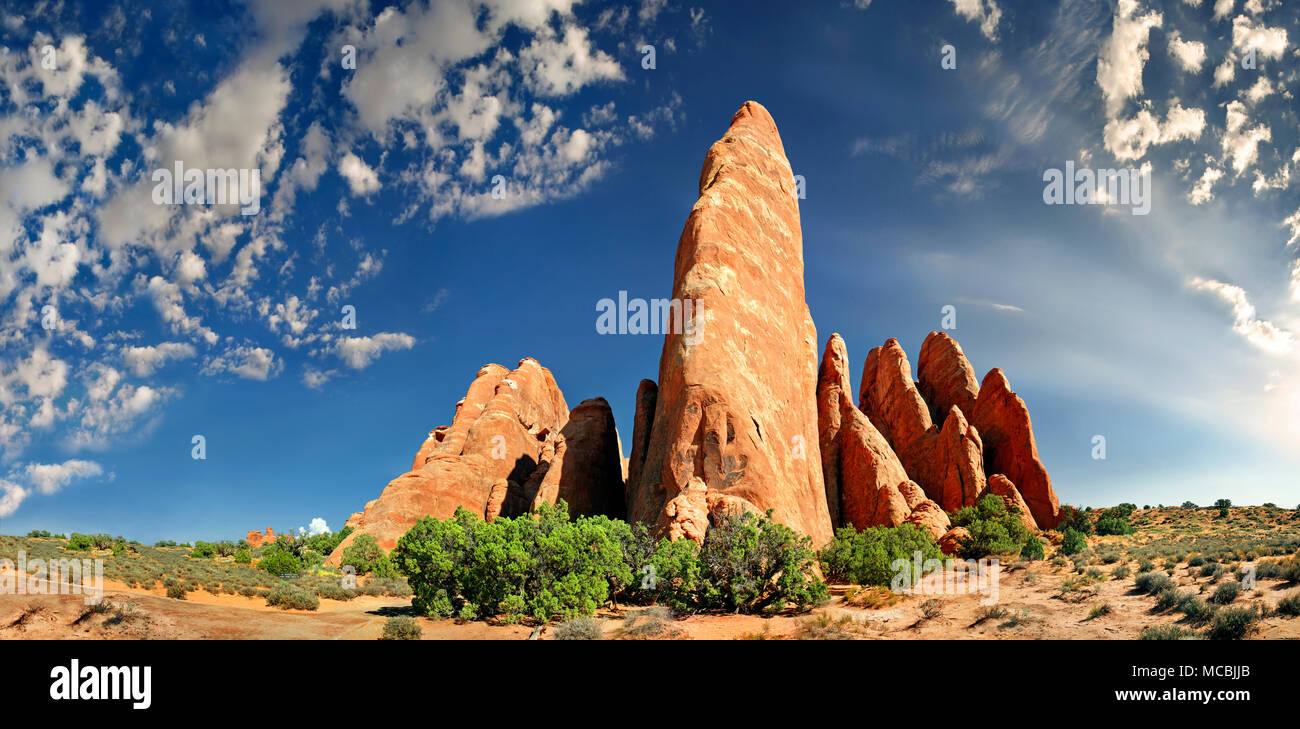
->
<box><xmin>328</xmin><ymin>359</ymin><xmax>624</xmax><ymax>565</ymax></box>
<box><xmin>625</xmin><ymin>101</ymin><xmax>833</xmax><ymax>546</ymax></box>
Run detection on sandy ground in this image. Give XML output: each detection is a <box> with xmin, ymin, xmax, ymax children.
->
<box><xmin>4</xmin><ymin>560</ymin><xmax>1296</xmax><ymax>640</ymax></box>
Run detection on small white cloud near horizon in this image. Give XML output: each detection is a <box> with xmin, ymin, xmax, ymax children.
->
<box><xmin>24</xmin><ymin>459</ymin><xmax>105</xmax><ymax>495</ymax></box>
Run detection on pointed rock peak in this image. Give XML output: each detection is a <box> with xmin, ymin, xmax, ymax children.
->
<box><xmin>728</xmin><ymin>100</ymin><xmax>781</xmax><ymax>142</ymax></box>
<box><xmin>981</xmin><ymin>367</ymin><xmax>1012</xmax><ymax>394</ymax></box>
<box><xmin>819</xmin><ymin>333</ymin><xmax>852</xmax><ymax>397</ymax></box>
<box><xmin>919</xmin><ymin>331</ymin><xmax>980</xmax><ymax>424</ymax></box>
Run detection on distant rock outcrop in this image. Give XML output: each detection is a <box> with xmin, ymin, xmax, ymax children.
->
<box><xmin>245</xmin><ymin>528</ymin><xmax>275</xmax><ymax>548</ymax></box>
<box><xmin>625</xmin><ymin>101</ymin><xmax>833</xmax><ymax>547</ymax></box>
<box><xmin>328</xmin><ymin>358</ymin><xmax>624</xmax><ymax>565</ymax></box>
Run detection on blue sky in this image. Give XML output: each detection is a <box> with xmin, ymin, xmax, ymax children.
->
<box><xmin>1</xmin><ymin>0</ymin><xmax>1297</xmax><ymax>543</ymax></box>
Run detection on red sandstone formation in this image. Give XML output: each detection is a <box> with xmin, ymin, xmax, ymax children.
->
<box><xmin>917</xmin><ymin>331</ymin><xmax>980</xmax><ymax>425</ymax></box>
<box><xmin>971</xmin><ymin>368</ymin><xmax>1061</xmax><ymax>528</ymax></box>
<box><xmin>328</xmin><ymin>358</ymin><xmax>624</xmax><ymax>565</ymax></box>
<box><xmin>625</xmin><ymin>101</ymin><xmax>833</xmax><ymax>546</ymax></box>
<box><xmin>245</xmin><ymin>528</ymin><xmax>275</xmax><ymax>548</ymax></box>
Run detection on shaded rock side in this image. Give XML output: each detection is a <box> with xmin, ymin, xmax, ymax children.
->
<box><xmin>970</xmin><ymin>368</ymin><xmax>1061</xmax><ymax>529</ymax></box>
<box><xmin>627</xmin><ymin>101</ymin><xmax>832</xmax><ymax>546</ymax></box>
<box><xmin>858</xmin><ymin>338</ymin><xmax>933</xmax><ymax>454</ymax></box>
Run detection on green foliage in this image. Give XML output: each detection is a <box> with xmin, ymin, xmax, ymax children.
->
<box><xmin>1020</xmin><ymin>534</ymin><xmax>1045</xmax><ymax>561</ymax></box>
<box><xmin>1208</xmin><ymin>606</ymin><xmax>1258</xmax><ymax>640</ymax></box>
<box><xmin>26</xmin><ymin>529</ymin><xmax>53</xmax><ymax>538</ymax></box>
<box><xmin>1112</xmin><ymin>565</ymin><xmax>1131</xmax><ymax>579</ymax></box>
<box><xmin>257</xmin><ymin>544</ymin><xmax>303</xmax><ymax>577</ymax></box>
<box><xmin>392</xmin><ymin>502</ymin><xmax>825</xmax><ymax>622</ymax></box>
<box><xmin>1060</xmin><ymin>528</ymin><xmax>1088</xmax><ymax>556</ymax></box>
<box><xmin>166</xmin><ymin>583</ymin><xmax>187</xmax><ymax>600</ymax></box>
<box><xmin>393</xmin><ymin>502</ymin><xmax>634</xmax><ymax>623</ymax></box>
<box><xmin>233</xmin><ymin>549</ymin><xmax>252</xmax><ymax>564</ymax></box>
<box><xmin>1181</xmin><ymin>501</ymin><xmax>1198</xmax><ymax>508</ymax></box>
<box><xmin>949</xmin><ymin>495</ymin><xmax>1032</xmax><ymax>558</ymax></box>
<box><xmin>66</xmin><ymin>533</ymin><xmax>95</xmax><ymax>551</ymax></box>
<box><xmin>1056</xmin><ymin>505</ymin><xmax>1092</xmax><ymax>535</ymax></box>
<box><xmin>340</xmin><ymin>533</ymin><xmax>397</xmax><ymax>577</ymax></box>
<box><xmin>301</xmin><ymin>526</ymin><xmax>353</xmax><ymax>557</ymax></box>
<box><xmin>1134</xmin><ymin>571</ymin><xmax>1174</xmax><ymax>594</ymax></box>
<box><xmin>380</xmin><ymin>615</ymin><xmax>422</xmax><ymax>640</ymax></box>
<box><xmin>693</xmin><ymin>508</ymin><xmax>827</xmax><ymax>614</ymax></box>
<box><xmin>1209</xmin><ymin>581</ymin><xmax>1241</xmax><ymax>605</ymax></box>
<box><xmin>819</xmin><ymin>524</ymin><xmax>944</xmax><ymax>586</ymax></box>
<box><xmin>1214</xmin><ymin>499</ymin><xmax>1233</xmax><ymax>509</ymax></box>
<box><xmin>1094</xmin><ymin>506</ymin><xmax>1136</xmax><ymax>536</ymax></box>
<box><xmin>190</xmin><ymin>541</ymin><xmax>216</xmax><ymax>558</ymax></box>
<box><xmin>1276</xmin><ymin>591</ymin><xmax>1300</xmax><ymax>617</ymax></box>
<box><xmin>266</xmin><ymin>582</ymin><xmax>319</xmax><ymax>610</ymax></box>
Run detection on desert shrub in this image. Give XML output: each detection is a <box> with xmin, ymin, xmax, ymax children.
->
<box><xmin>233</xmin><ymin>549</ymin><xmax>252</xmax><ymax>564</ymax></box>
<box><xmin>819</xmin><ymin>523</ymin><xmax>943</xmax><ymax>587</ymax></box>
<box><xmin>1155</xmin><ymin>589</ymin><xmax>1190</xmax><ymax>612</ymax></box>
<box><xmin>26</xmin><ymin>529</ymin><xmax>52</xmax><ymax>538</ymax></box>
<box><xmin>1208</xmin><ymin>606</ymin><xmax>1259</xmax><ymax>640</ymax></box>
<box><xmin>1021</xmin><ymin>535</ymin><xmax>1046</xmax><ymax>562</ymax></box>
<box><xmin>1188</xmin><ymin>555</ymin><xmax>1205</xmax><ymax>567</ymax></box>
<box><xmin>257</xmin><ymin>545</ymin><xmax>303</xmax><ymax>577</ymax></box>
<box><xmin>190</xmin><ymin>541</ymin><xmax>216</xmax><ymax>559</ymax></box>
<box><xmin>1087</xmin><ymin>603</ymin><xmax>1112</xmax><ymax>620</ymax></box>
<box><xmin>393</xmin><ymin>502</ymin><xmax>633</xmax><ymax>622</ymax></box>
<box><xmin>1140</xmin><ymin>625</ymin><xmax>1200</xmax><ymax>640</ymax></box>
<box><xmin>553</xmin><ymin>616</ymin><xmax>604</xmax><ymax>640</ymax></box>
<box><xmin>166</xmin><ymin>583</ymin><xmax>186</xmax><ymax>600</ymax></box>
<box><xmin>1112</xmin><ymin>565</ymin><xmax>1131</xmax><ymax>579</ymax></box>
<box><xmin>1181</xmin><ymin>501</ymin><xmax>1198</xmax><ymax>508</ymax></box>
<box><xmin>622</xmin><ymin>606</ymin><xmax>677</xmax><ymax>639</ymax></box>
<box><xmin>1134</xmin><ymin>571</ymin><xmax>1174</xmax><ymax>595</ymax></box>
<box><xmin>693</xmin><ymin>508</ymin><xmax>827</xmax><ymax>614</ymax></box>
<box><xmin>380</xmin><ymin>615</ymin><xmax>422</xmax><ymax>640</ymax></box>
<box><xmin>949</xmin><ymin>495</ymin><xmax>1033</xmax><ymax>558</ymax></box>
<box><xmin>1138</xmin><ymin>558</ymin><xmax>1155</xmax><ymax>572</ymax></box>
<box><xmin>1060</xmin><ymin>528</ymin><xmax>1088</xmax><ymax>557</ymax></box>
<box><xmin>1276</xmin><ymin>591</ymin><xmax>1300</xmax><ymax>617</ymax></box>
<box><xmin>266</xmin><ymin>582</ymin><xmax>319</xmax><ymax>611</ymax></box>
<box><xmin>66</xmin><ymin>533</ymin><xmax>95</xmax><ymax>551</ymax></box>
<box><xmin>1180</xmin><ymin>596</ymin><xmax>1215</xmax><ymax>624</ymax></box>
<box><xmin>302</xmin><ymin>526</ymin><xmax>353</xmax><ymax>557</ymax></box>
<box><xmin>340</xmin><ymin>533</ymin><xmax>397</xmax><ymax>577</ymax></box>
<box><xmin>315</xmin><ymin>582</ymin><xmax>355</xmax><ymax>601</ymax></box>
<box><xmin>1209</xmin><ymin>581</ymin><xmax>1241</xmax><ymax>605</ymax></box>
<box><xmin>1056</xmin><ymin>505</ymin><xmax>1092</xmax><ymax>535</ymax></box>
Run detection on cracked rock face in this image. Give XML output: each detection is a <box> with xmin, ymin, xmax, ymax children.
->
<box><xmin>625</xmin><ymin>101</ymin><xmax>833</xmax><ymax>546</ymax></box>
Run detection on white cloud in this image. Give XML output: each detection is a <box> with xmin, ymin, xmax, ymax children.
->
<box><xmin>121</xmin><ymin>342</ymin><xmax>197</xmax><ymax>377</ymax></box>
<box><xmin>332</xmin><ymin>332</ymin><xmax>415</xmax><ymax>369</ymax></box>
<box><xmin>338</xmin><ymin>152</ymin><xmax>381</xmax><ymax>196</ymax></box>
<box><xmin>948</xmin><ymin>0</ymin><xmax>1003</xmax><ymax>41</ymax></box>
<box><xmin>1096</xmin><ymin>0</ymin><xmax>1163</xmax><ymax>118</ymax></box>
<box><xmin>1103</xmin><ymin>104</ymin><xmax>1205</xmax><ymax>160</ymax></box>
<box><xmin>1222</xmin><ymin>100</ymin><xmax>1271</xmax><ymax>176</ymax></box>
<box><xmin>25</xmin><ymin>459</ymin><xmax>104</xmax><ymax>495</ymax></box>
<box><xmin>0</xmin><ymin>479</ymin><xmax>27</xmax><ymax>518</ymax></box>
<box><xmin>202</xmin><ymin>346</ymin><xmax>282</xmax><ymax>381</ymax></box>
<box><xmin>1190</xmin><ymin>277</ymin><xmax>1295</xmax><ymax>355</ymax></box>
<box><xmin>1168</xmin><ymin>32</ymin><xmax>1207</xmax><ymax>73</ymax></box>
<box><xmin>1188</xmin><ymin>164</ymin><xmax>1224</xmax><ymax>205</ymax></box>
<box><xmin>304</xmin><ymin>517</ymin><xmax>330</xmax><ymax>536</ymax></box>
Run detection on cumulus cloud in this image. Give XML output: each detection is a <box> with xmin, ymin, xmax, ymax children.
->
<box><xmin>0</xmin><ymin>479</ymin><xmax>28</xmax><ymax>518</ymax></box>
<box><xmin>1168</xmin><ymin>32</ymin><xmax>1207</xmax><ymax>73</ymax></box>
<box><xmin>25</xmin><ymin>459</ymin><xmax>104</xmax><ymax>495</ymax></box>
<box><xmin>1096</xmin><ymin>0</ymin><xmax>1162</xmax><ymax>118</ymax></box>
<box><xmin>202</xmin><ymin>346</ymin><xmax>282</xmax><ymax>381</ymax></box>
<box><xmin>338</xmin><ymin>152</ymin><xmax>381</xmax><ymax>196</ymax></box>
<box><xmin>332</xmin><ymin>333</ymin><xmax>416</xmax><ymax>369</ymax></box>
<box><xmin>122</xmin><ymin>342</ymin><xmax>197</xmax><ymax>377</ymax></box>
